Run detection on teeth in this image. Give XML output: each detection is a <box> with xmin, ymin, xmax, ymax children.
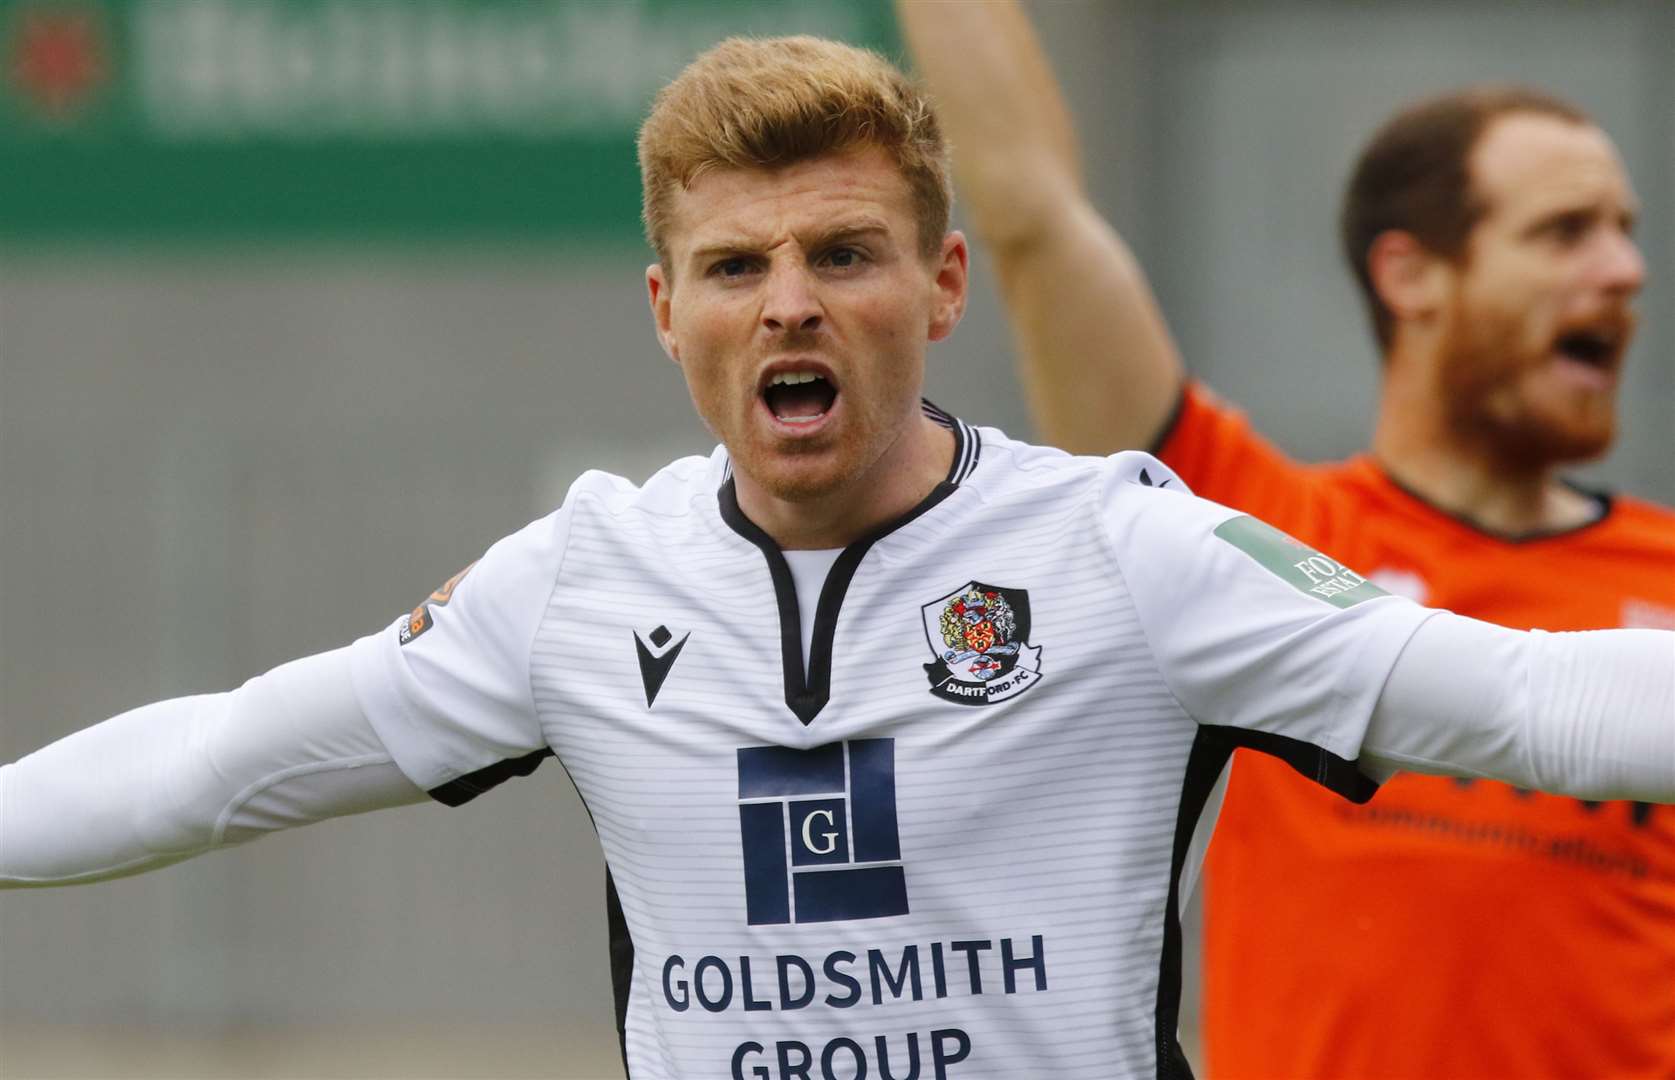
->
<box><xmin>769</xmin><ymin>372</ymin><xmax>822</xmax><ymax>386</ymax></box>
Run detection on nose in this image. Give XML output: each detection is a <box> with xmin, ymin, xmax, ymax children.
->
<box><xmin>760</xmin><ymin>260</ymin><xmax>823</xmax><ymax>335</ymax></box>
<box><xmin>1596</xmin><ymin>228</ymin><xmax>1646</xmax><ymax>298</ymax></box>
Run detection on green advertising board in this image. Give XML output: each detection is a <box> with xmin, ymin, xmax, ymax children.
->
<box><xmin>0</xmin><ymin>0</ymin><xmax>898</xmax><ymax>244</ymax></box>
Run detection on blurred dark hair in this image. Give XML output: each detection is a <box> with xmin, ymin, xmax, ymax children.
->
<box><xmin>1340</xmin><ymin>84</ymin><xmax>1590</xmax><ymax>352</ymax></box>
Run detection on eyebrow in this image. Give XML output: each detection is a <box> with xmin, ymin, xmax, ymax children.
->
<box><xmin>1520</xmin><ymin>196</ymin><xmax>1641</xmax><ymax>232</ymax></box>
<box><xmin>686</xmin><ymin>220</ymin><xmax>894</xmax><ymax>264</ymax></box>
<box><xmin>815</xmin><ymin>221</ymin><xmax>893</xmax><ymax>247</ymax></box>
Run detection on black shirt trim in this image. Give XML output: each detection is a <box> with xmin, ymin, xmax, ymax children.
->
<box><xmin>1201</xmin><ymin>725</ymin><xmax>1380</xmax><ymax>803</ymax></box>
<box><xmin>426</xmin><ymin>747</ymin><xmax>556</xmax><ymax>807</ymax></box>
<box><xmin>604</xmin><ymin>870</ymin><xmax>635</xmax><ymax>1070</ymax></box>
<box><xmin>717</xmin><ymin>400</ymin><xmax>971</xmax><ymax>725</ymax></box>
<box><xmin>1146</xmin><ymin>380</ymin><xmax>1192</xmax><ymax>456</ymax></box>
<box><xmin>1375</xmin><ymin>463</ymin><xmax>1616</xmax><ymax>544</ymax></box>
<box><xmin>1154</xmin><ymin>731</ymin><xmax>1224</xmax><ymax>1080</ymax></box>
<box><xmin>1152</xmin><ymin>725</ymin><xmax>1378</xmax><ymax>1078</ymax></box>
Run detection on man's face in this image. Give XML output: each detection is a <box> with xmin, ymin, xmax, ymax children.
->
<box><xmin>1435</xmin><ymin>113</ymin><xmax>1645</xmax><ymax>465</ymax></box>
<box><xmin>647</xmin><ymin>147</ymin><xmax>966</xmax><ymax>505</ymax></box>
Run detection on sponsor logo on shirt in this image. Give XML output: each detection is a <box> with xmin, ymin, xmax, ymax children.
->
<box><xmin>659</xmin><ymin>931</ymin><xmax>1052</xmax><ymax>1078</ymax></box>
<box><xmin>736</xmin><ymin>739</ymin><xmax>907</xmax><ymax>926</ymax></box>
<box><xmin>397</xmin><ymin>562</ymin><xmax>475</xmax><ymax>646</ymax></box>
<box><xmin>1213</xmin><ymin>516</ymin><xmax>1389</xmax><ymax>608</ymax></box>
<box><xmin>921</xmin><ymin>582</ymin><xmax>1043</xmax><ymax>705</ymax></box>
<box><xmin>706</xmin><ymin>738</ymin><xmax>1050</xmax><ymax>1075</ymax></box>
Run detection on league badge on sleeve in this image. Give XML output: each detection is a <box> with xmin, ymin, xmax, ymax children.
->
<box><xmin>922</xmin><ymin>582</ymin><xmax>1043</xmax><ymax>705</ymax></box>
<box><xmin>1212</xmin><ymin>517</ymin><xmax>1389</xmax><ymax>609</ymax></box>
<box><xmin>397</xmin><ymin>562</ymin><xmax>475</xmax><ymax>646</ymax></box>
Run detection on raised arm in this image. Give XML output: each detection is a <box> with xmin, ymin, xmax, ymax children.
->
<box><xmin>898</xmin><ymin>0</ymin><xmax>1183</xmax><ymax>453</ymax></box>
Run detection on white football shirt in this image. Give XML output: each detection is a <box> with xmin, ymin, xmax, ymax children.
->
<box><xmin>349</xmin><ymin>404</ymin><xmax>1433</xmax><ymax>1080</ymax></box>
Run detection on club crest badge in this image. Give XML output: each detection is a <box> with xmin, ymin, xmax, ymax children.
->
<box><xmin>922</xmin><ymin>581</ymin><xmax>1043</xmax><ymax>705</ymax></box>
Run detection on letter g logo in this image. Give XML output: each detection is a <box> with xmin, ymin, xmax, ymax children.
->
<box><xmin>802</xmin><ymin>809</ymin><xmax>838</xmax><ymax>856</ymax></box>
<box><xmin>738</xmin><ymin>743</ymin><xmax>903</xmax><ymax>923</ymax></box>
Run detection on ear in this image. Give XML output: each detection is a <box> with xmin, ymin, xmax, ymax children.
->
<box><xmin>1367</xmin><ymin>230</ymin><xmax>1451</xmax><ymax>327</ymax></box>
<box><xmin>646</xmin><ymin>263</ymin><xmax>680</xmax><ymax>363</ymax></box>
<box><xmin>926</xmin><ymin>230</ymin><xmax>969</xmax><ymax>343</ymax></box>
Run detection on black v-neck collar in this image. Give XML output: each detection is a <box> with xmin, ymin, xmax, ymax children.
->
<box><xmin>1371</xmin><ymin>460</ymin><xmax>1616</xmax><ymax>544</ymax></box>
<box><xmin>717</xmin><ymin>402</ymin><xmax>980</xmax><ymax>725</ymax></box>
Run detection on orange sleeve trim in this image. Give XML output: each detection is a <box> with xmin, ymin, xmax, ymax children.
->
<box><xmin>1154</xmin><ymin>382</ymin><xmax>1309</xmax><ymax>517</ymax></box>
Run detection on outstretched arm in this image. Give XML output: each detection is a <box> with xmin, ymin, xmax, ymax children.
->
<box><xmin>1</xmin><ymin>647</ymin><xmax>425</xmax><ymax>887</ymax></box>
<box><xmin>1105</xmin><ymin>466</ymin><xmax>1674</xmax><ymax>803</ymax></box>
<box><xmin>1364</xmin><ymin>614</ymin><xmax>1675</xmax><ymax>800</ymax></box>
<box><xmin>3</xmin><ymin>509</ymin><xmax>565</xmax><ymax>887</ymax></box>
<box><xmin>898</xmin><ymin>0</ymin><xmax>1184</xmax><ymax>454</ymax></box>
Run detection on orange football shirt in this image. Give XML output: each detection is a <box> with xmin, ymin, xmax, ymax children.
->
<box><xmin>1159</xmin><ymin>383</ymin><xmax>1675</xmax><ymax>1080</ymax></box>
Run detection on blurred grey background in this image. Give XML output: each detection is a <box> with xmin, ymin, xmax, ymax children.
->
<box><xmin>2</xmin><ymin>1</ymin><xmax>1669</xmax><ymax>1077</ymax></box>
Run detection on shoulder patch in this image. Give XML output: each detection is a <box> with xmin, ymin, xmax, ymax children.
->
<box><xmin>398</xmin><ymin>562</ymin><xmax>476</xmax><ymax>645</ymax></box>
<box><xmin>1213</xmin><ymin>516</ymin><xmax>1388</xmax><ymax>609</ymax></box>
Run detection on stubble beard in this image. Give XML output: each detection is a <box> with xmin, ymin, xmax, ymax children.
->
<box><xmin>744</xmin><ymin>398</ymin><xmax>917</xmax><ymax>512</ymax></box>
<box><xmin>1436</xmin><ymin>296</ymin><xmax>1617</xmax><ymax>470</ymax></box>
<box><xmin>752</xmin><ymin>445</ymin><xmax>848</xmax><ymax>504</ymax></box>
<box><xmin>728</xmin><ymin>409</ymin><xmax>862</xmax><ymax>506</ymax></box>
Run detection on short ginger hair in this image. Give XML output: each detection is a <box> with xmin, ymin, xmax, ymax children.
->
<box><xmin>637</xmin><ymin>35</ymin><xmax>952</xmax><ymax>267</ymax></box>
<box><xmin>1340</xmin><ymin>84</ymin><xmax>1591</xmax><ymax>352</ymax></box>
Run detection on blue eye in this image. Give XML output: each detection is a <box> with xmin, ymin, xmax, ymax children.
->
<box><xmin>715</xmin><ymin>258</ymin><xmax>752</xmax><ymax>277</ymax></box>
<box><xmin>824</xmin><ymin>247</ymin><xmax>864</xmax><ymax>269</ymax></box>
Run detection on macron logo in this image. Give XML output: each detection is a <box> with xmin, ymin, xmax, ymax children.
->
<box><xmin>1138</xmin><ymin>467</ymin><xmax>1171</xmax><ymax>489</ymax></box>
<box><xmin>634</xmin><ymin>624</ymin><xmax>690</xmax><ymax>707</ymax></box>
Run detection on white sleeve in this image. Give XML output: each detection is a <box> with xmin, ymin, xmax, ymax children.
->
<box><xmin>1364</xmin><ymin>611</ymin><xmax>1675</xmax><ymax>800</ymax></box>
<box><xmin>1100</xmin><ymin>451</ymin><xmax>1434</xmax><ymax>800</ymax></box>
<box><xmin>348</xmin><ymin>511</ymin><xmax>567</xmax><ymax>805</ymax></box>
<box><xmin>1</xmin><ymin>647</ymin><xmax>424</xmax><ymax>888</ymax></box>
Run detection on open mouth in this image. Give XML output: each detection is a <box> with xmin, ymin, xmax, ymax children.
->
<box><xmin>762</xmin><ymin>370</ymin><xmax>838</xmax><ymax>426</ymax></box>
<box><xmin>1554</xmin><ymin>329</ymin><xmax>1620</xmax><ymax>370</ymax></box>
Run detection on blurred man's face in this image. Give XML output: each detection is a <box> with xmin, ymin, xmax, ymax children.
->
<box><xmin>1436</xmin><ymin>113</ymin><xmax>1644</xmax><ymax>465</ymax></box>
<box><xmin>647</xmin><ymin>146</ymin><xmax>965</xmax><ymax>506</ymax></box>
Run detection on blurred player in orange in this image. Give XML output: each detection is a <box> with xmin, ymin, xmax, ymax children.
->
<box><xmin>900</xmin><ymin>2</ymin><xmax>1675</xmax><ymax>1077</ymax></box>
